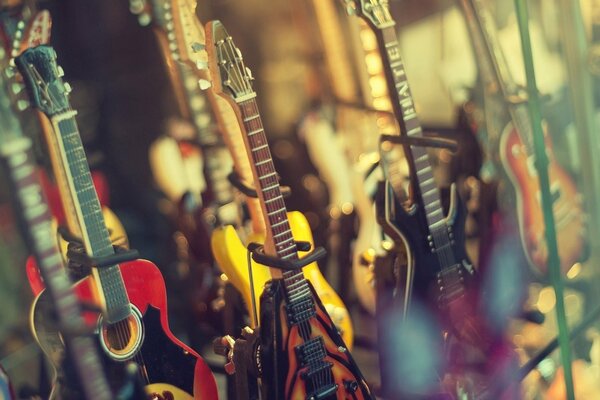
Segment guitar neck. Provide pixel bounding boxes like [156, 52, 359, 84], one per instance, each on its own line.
[376, 24, 446, 231]
[237, 99, 312, 297]
[51, 112, 130, 323]
[0, 134, 112, 400]
[209, 91, 265, 232]
[176, 61, 237, 212]
[460, 0, 535, 151]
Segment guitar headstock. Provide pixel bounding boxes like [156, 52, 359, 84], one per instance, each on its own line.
[343, 0, 395, 29]
[14, 45, 72, 117]
[130, 0, 209, 73]
[205, 20, 255, 104]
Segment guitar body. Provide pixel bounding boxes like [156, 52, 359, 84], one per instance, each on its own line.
[211, 211, 354, 348]
[31, 259, 218, 400]
[260, 280, 371, 400]
[379, 182, 479, 335]
[499, 124, 585, 275]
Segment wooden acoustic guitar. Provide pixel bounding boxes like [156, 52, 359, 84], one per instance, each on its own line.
[0, 36, 113, 400]
[206, 20, 372, 399]
[16, 45, 217, 400]
[459, 0, 586, 275]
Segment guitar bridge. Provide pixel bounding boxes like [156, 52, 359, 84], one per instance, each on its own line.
[437, 264, 466, 306]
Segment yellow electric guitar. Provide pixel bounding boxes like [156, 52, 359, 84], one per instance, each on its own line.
[202, 27, 354, 348]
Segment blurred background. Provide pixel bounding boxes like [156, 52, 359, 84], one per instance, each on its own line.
[2, 0, 600, 398]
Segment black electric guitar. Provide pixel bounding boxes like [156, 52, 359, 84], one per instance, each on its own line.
[0, 52, 113, 400]
[344, 0, 487, 345]
[16, 45, 218, 400]
[205, 20, 373, 400]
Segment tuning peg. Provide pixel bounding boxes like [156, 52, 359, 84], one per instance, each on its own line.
[196, 60, 208, 70]
[11, 82, 24, 95]
[245, 67, 254, 81]
[198, 79, 211, 90]
[344, 0, 356, 15]
[57, 66, 65, 77]
[4, 66, 15, 78]
[64, 82, 72, 93]
[17, 99, 29, 111]
[191, 42, 205, 53]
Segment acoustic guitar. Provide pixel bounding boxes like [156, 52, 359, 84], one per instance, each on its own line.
[0, 36, 114, 400]
[17, 45, 217, 400]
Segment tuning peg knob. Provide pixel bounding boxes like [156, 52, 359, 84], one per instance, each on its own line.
[198, 79, 211, 90]
[345, 2, 356, 16]
[64, 82, 72, 93]
[196, 60, 208, 70]
[191, 42, 205, 53]
[17, 99, 29, 111]
[245, 67, 254, 81]
[57, 66, 65, 77]
[11, 82, 24, 95]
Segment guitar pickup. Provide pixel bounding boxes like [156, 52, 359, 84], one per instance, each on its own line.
[295, 337, 327, 367]
[285, 297, 316, 325]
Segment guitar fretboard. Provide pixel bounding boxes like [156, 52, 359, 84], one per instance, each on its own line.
[379, 26, 447, 233]
[238, 99, 313, 302]
[54, 113, 130, 323]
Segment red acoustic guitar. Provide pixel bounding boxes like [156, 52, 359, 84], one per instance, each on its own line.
[16, 45, 217, 399]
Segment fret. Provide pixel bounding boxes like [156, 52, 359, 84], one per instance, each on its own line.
[259, 172, 278, 180]
[273, 229, 292, 238]
[278, 236, 295, 245]
[247, 128, 263, 136]
[267, 207, 286, 217]
[417, 167, 432, 177]
[271, 220, 288, 229]
[244, 114, 260, 122]
[252, 144, 269, 152]
[423, 188, 437, 197]
[406, 127, 421, 136]
[263, 183, 279, 192]
[265, 196, 282, 204]
[256, 159, 271, 166]
[427, 208, 443, 217]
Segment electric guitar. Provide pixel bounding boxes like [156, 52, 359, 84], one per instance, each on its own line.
[17, 45, 217, 400]
[206, 20, 372, 399]
[344, 0, 489, 347]
[458, 0, 586, 275]
[0, 40, 114, 400]
[208, 79, 354, 345]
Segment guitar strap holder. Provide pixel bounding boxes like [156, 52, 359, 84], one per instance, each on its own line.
[227, 171, 292, 199]
[380, 134, 458, 153]
[66, 241, 140, 270]
[247, 241, 326, 271]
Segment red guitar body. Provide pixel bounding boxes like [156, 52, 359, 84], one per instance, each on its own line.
[31, 259, 218, 400]
[500, 124, 585, 275]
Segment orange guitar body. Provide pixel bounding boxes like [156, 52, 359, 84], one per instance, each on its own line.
[259, 280, 372, 400]
[500, 124, 585, 275]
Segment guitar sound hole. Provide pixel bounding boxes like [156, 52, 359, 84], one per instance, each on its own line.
[99, 305, 144, 361]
